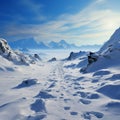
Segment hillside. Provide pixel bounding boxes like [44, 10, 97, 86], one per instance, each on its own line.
[0, 38, 41, 66]
[78, 27, 120, 72]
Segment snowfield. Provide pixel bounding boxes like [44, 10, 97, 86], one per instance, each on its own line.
[1, 28, 120, 120]
[0, 53, 120, 120]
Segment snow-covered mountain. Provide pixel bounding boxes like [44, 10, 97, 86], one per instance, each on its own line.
[8, 38, 49, 49]
[99, 27, 120, 53]
[8, 39, 80, 50]
[8, 38, 101, 50]
[80, 27, 120, 72]
[0, 38, 41, 65]
[48, 40, 79, 49]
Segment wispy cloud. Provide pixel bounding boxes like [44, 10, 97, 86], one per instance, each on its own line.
[3, 0, 120, 45]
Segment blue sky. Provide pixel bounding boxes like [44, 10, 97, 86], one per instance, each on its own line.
[0, 0, 120, 45]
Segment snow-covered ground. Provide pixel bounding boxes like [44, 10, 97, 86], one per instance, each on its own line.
[0, 49, 120, 120]
[28, 49, 82, 61]
[1, 28, 120, 120]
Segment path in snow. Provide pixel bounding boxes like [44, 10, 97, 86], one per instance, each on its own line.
[26, 61, 104, 120]
[0, 60, 120, 120]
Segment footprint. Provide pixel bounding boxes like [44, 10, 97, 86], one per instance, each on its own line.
[30, 99, 46, 113]
[82, 112, 91, 120]
[64, 106, 71, 110]
[73, 91, 85, 97]
[64, 98, 71, 103]
[70, 111, 78, 115]
[82, 111, 104, 119]
[79, 91, 88, 98]
[73, 93, 78, 96]
[87, 93, 100, 99]
[73, 82, 80, 86]
[90, 111, 104, 118]
[79, 99, 91, 105]
[92, 79, 99, 83]
[35, 91, 55, 99]
[79, 91, 100, 99]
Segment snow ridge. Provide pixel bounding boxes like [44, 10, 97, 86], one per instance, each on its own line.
[79, 27, 120, 72]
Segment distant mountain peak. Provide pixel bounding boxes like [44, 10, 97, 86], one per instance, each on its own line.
[48, 40, 78, 49]
[59, 40, 67, 44]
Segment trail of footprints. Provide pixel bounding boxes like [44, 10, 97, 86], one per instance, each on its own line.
[28, 77, 104, 120]
[0, 75, 104, 120]
[2, 66, 104, 120]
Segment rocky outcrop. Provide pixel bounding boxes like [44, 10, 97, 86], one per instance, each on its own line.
[0, 38, 41, 65]
[67, 51, 86, 60]
[87, 52, 98, 65]
[0, 39, 12, 54]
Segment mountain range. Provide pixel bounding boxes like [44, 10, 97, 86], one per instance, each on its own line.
[8, 38, 48, 49]
[8, 39, 101, 50]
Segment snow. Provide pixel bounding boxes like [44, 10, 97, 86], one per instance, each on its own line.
[0, 50, 120, 120]
[79, 27, 120, 73]
[1, 28, 120, 120]
[99, 27, 120, 53]
[97, 84, 120, 100]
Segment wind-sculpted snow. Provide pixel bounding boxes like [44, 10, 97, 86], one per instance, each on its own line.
[93, 70, 111, 76]
[97, 84, 120, 100]
[105, 101, 120, 113]
[106, 74, 120, 81]
[13, 79, 38, 89]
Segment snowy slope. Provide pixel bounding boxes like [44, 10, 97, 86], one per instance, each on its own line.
[0, 38, 41, 65]
[1, 52, 120, 120]
[99, 27, 120, 53]
[80, 27, 120, 72]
